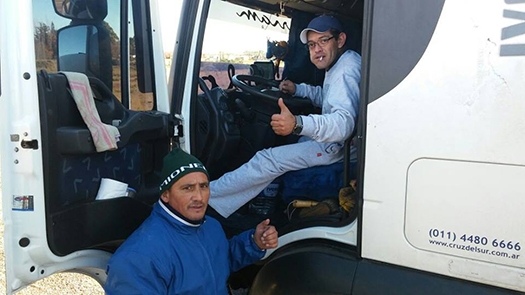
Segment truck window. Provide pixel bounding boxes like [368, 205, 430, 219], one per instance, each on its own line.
[199, 1, 289, 89]
[33, 0, 154, 111]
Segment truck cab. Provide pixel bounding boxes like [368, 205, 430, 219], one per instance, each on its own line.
[1, 0, 524, 294]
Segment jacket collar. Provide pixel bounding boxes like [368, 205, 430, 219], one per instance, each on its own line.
[158, 200, 205, 227]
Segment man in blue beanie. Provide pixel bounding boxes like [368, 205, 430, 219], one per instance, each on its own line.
[104, 148, 278, 294]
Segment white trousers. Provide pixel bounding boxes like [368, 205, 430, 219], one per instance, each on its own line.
[209, 137, 344, 217]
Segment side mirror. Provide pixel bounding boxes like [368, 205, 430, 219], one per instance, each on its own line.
[53, 0, 108, 21]
[57, 25, 113, 91]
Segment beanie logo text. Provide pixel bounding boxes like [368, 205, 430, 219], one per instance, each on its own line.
[159, 163, 207, 191]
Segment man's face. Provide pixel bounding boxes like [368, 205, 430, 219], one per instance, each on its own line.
[160, 172, 209, 221]
[307, 30, 346, 70]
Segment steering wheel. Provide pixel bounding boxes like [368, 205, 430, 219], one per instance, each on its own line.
[232, 74, 313, 109]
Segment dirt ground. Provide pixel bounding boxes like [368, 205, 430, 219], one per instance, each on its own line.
[0, 165, 105, 294]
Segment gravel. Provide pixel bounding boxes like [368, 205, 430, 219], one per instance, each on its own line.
[0, 163, 105, 294]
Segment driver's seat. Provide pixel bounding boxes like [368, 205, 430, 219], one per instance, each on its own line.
[280, 129, 357, 205]
[281, 161, 345, 204]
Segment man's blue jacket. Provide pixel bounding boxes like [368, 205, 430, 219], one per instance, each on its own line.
[104, 200, 265, 294]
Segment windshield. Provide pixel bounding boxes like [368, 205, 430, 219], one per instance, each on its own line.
[198, 1, 290, 89]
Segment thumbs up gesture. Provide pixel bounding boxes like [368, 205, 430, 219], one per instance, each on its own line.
[253, 219, 278, 250]
[271, 98, 295, 136]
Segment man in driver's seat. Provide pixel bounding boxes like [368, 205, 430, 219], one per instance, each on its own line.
[209, 15, 361, 218]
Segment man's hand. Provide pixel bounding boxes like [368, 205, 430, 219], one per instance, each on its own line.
[279, 80, 296, 95]
[271, 98, 295, 136]
[254, 219, 278, 250]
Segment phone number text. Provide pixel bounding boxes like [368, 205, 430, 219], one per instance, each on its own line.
[428, 228, 521, 251]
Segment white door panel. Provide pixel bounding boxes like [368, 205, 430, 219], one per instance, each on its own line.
[362, 0, 525, 291]
[1, 0, 49, 292]
[406, 159, 525, 268]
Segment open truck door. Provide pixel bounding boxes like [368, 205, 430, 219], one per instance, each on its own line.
[0, 0, 173, 293]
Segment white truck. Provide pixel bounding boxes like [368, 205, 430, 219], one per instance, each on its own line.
[1, 0, 524, 294]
